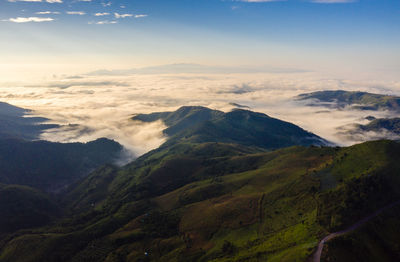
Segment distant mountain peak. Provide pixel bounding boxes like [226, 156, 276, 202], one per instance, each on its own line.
[133, 106, 328, 150]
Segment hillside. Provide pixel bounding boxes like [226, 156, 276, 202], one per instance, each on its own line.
[296, 90, 400, 111]
[0, 138, 123, 192]
[133, 106, 327, 149]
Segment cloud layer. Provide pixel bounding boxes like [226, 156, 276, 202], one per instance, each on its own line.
[1, 67, 399, 163]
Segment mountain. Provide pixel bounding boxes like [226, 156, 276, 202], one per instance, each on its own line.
[0, 101, 58, 140]
[296, 90, 400, 111]
[133, 106, 327, 149]
[0, 138, 123, 192]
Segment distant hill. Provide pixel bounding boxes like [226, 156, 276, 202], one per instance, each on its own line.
[358, 117, 400, 134]
[338, 118, 400, 142]
[296, 90, 400, 111]
[0, 101, 58, 140]
[133, 106, 327, 149]
[0, 138, 123, 192]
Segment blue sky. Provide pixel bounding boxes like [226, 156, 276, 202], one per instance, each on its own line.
[0, 0, 399, 79]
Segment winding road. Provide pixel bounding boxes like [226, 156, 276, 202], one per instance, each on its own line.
[312, 200, 400, 262]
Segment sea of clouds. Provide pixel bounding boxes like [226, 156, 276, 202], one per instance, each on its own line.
[1, 67, 400, 163]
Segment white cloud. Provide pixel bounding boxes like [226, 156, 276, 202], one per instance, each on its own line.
[36, 11, 60, 14]
[66, 11, 86, 15]
[3, 16, 54, 22]
[8, 0, 63, 3]
[134, 14, 148, 18]
[94, 20, 117, 24]
[114, 13, 133, 19]
[94, 12, 110, 16]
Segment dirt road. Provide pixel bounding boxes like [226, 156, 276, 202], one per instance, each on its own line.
[312, 200, 400, 262]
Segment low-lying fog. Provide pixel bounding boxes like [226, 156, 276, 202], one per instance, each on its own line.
[1, 68, 400, 162]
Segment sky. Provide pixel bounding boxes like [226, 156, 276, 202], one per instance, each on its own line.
[0, 0, 399, 80]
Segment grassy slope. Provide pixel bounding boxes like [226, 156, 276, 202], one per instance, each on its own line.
[2, 140, 400, 262]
